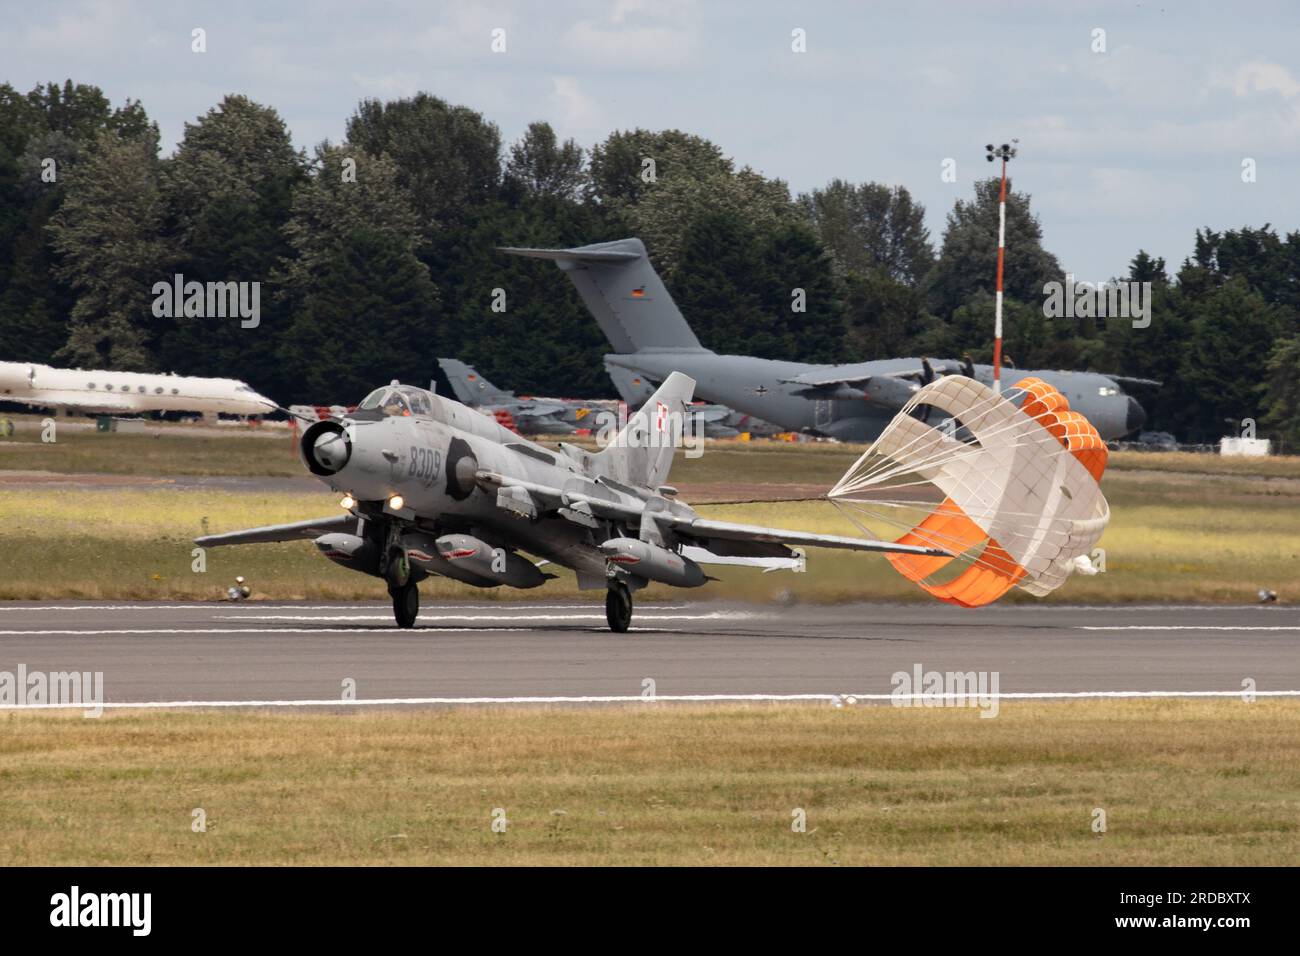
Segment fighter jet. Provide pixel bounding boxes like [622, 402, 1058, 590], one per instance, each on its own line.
[0, 361, 275, 418]
[603, 362, 779, 439]
[437, 357, 611, 435]
[500, 238, 1150, 442]
[194, 374, 945, 631]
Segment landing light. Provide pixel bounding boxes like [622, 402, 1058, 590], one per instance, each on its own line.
[389, 494, 405, 511]
[340, 494, 355, 510]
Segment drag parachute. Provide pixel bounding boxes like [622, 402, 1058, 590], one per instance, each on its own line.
[828, 375, 1110, 607]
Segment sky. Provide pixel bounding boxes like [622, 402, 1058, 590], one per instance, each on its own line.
[3, 0, 1297, 281]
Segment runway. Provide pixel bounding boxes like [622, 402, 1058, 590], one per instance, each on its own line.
[1, 600, 1297, 708]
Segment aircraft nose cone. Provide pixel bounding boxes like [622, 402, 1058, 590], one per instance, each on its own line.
[313, 430, 350, 472]
[1125, 396, 1146, 434]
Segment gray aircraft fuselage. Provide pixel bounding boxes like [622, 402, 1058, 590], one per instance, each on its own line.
[502, 238, 1147, 444]
[604, 352, 1143, 442]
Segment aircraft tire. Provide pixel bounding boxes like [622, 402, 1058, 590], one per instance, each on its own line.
[605, 581, 632, 633]
[391, 581, 419, 629]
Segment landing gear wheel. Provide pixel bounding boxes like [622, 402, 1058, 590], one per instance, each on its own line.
[385, 547, 411, 590]
[391, 581, 419, 629]
[605, 581, 632, 633]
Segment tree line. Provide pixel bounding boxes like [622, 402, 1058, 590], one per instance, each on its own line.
[1, 79, 1297, 443]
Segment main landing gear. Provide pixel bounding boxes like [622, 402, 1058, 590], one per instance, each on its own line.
[605, 580, 633, 633]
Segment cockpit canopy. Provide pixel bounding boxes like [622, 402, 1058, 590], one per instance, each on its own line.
[358, 384, 434, 418]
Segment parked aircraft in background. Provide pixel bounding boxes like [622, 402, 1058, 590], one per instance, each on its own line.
[0, 361, 275, 418]
[437, 357, 608, 435]
[501, 238, 1150, 443]
[603, 362, 779, 439]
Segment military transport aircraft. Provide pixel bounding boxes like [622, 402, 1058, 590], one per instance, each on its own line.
[501, 238, 1150, 443]
[194, 374, 945, 631]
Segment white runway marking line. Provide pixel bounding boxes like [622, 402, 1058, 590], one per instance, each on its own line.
[6, 689, 1300, 711]
[0, 626, 713, 636]
[212, 612, 755, 623]
[0, 604, 688, 612]
[2, 603, 1293, 613]
[1080, 626, 1300, 631]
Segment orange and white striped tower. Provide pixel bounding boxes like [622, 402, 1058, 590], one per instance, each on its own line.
[985, 141, 1017, 394]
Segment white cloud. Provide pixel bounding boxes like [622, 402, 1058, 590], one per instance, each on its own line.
[560, 1, 700, 71]
[549, 76, 605, 137]
[1215, 59, 1300, 99]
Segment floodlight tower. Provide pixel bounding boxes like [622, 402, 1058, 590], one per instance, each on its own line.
[985, 140, 1018, 393]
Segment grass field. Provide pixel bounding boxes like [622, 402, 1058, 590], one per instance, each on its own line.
[0, 461, 1295, 602]
[7, 416, 1300, 481]
[1, 700, 1294, 866]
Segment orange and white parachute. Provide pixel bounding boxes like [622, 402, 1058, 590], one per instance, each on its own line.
[828, 375, 1109, 607]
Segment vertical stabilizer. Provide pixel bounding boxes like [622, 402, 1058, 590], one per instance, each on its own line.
[499, 239, 709, 354]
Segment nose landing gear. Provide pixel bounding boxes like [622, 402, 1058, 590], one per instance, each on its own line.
[384, 543, 418, 628]
[605, 580, 632, 633]
[390, 580, 419, 628]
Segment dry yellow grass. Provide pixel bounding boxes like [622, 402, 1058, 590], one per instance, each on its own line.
[0, 700, 1295, 866]
[0, 459, 1296, 602]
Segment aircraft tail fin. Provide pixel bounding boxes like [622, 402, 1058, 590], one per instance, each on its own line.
[499, 238, 709, 355]
[437, 358, 512, 406]
[603, 360, 658, 409]
[592, 371, 695, 490]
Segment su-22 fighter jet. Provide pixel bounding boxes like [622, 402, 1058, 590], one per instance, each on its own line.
[194, 374, 946, 630]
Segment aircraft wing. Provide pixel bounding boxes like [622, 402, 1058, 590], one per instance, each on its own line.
[499, 245, 642, 264]
[667, 517, 948, 557]
[778, 370, 874, 389]
[514, 402, 571, 418]
[195, 515, 357, 547]
[1109, 375, 1163, 387]
[479, 471, 947, 558]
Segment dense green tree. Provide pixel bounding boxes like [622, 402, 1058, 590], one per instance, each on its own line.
[435, 195, 619, 397]
[1178, 277, 1291, 441]
[276, 144, 438, 403]
[1261, 335, 1300, 450]
[626, 143, 794, 280]
[924, 178, 1063, 321]
[841, 271, 939, 362]
[152, 95, 305, 390]
[587, 128, 729, 210]
[0, 81, 157, 366]
[46, 129, 170, 369]
[756, 221, 843, 363]
[504, 121, 587, 203]
[345, 93, 502, 231]
[797, 179, 934, 287]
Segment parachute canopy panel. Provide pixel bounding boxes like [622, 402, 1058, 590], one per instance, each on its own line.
[827, 375, 1110, 607]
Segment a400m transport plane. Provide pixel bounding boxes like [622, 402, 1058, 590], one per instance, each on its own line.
[501, 238, 1150, 442]
[194, 374, 945, 630]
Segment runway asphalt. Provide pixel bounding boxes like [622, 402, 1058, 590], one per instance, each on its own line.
[0, 600, 1297, 708]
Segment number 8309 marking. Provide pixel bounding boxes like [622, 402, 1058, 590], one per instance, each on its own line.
[409, 446, 442, 483]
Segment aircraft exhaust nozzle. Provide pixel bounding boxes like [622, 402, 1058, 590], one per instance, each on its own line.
[301, 420, 351, 476]
[600, 537, 707, 588]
